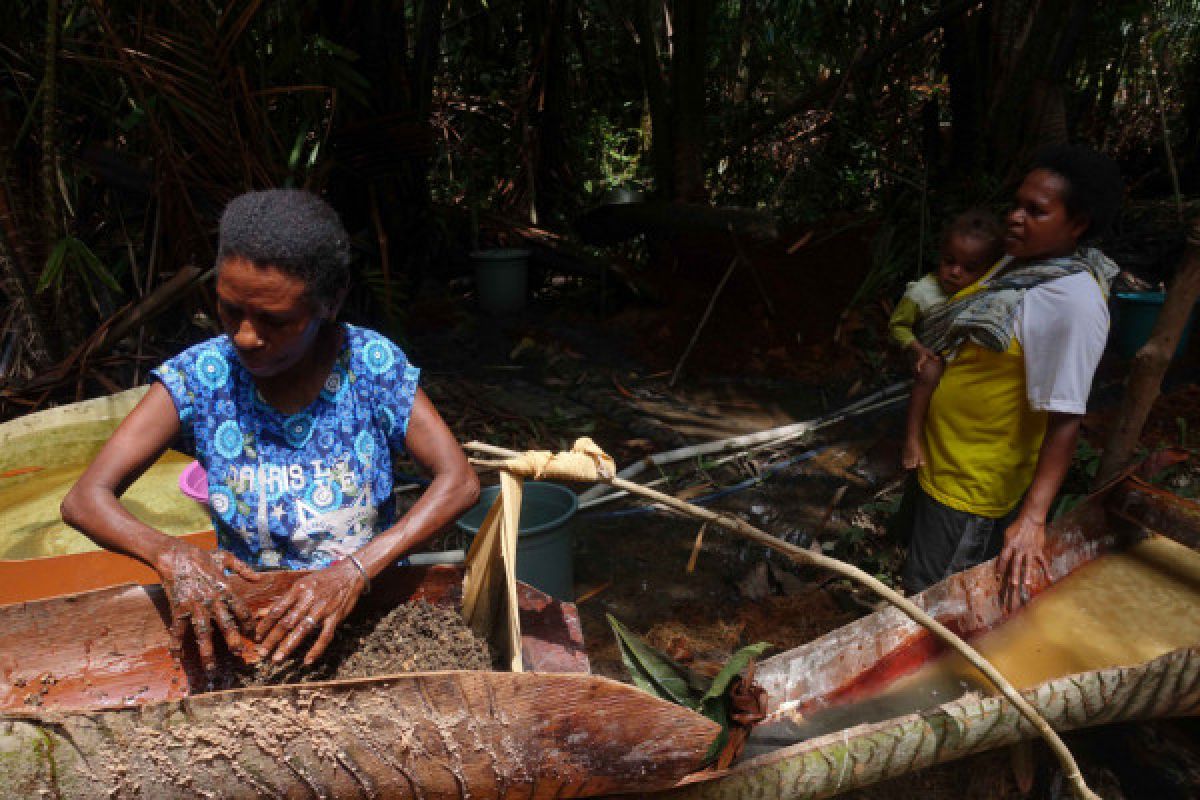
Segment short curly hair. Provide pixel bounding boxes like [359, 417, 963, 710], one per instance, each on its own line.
[1029, 145, 1123, 241]
[216, 189, 352, 307]
[943, 208, 1005, 267]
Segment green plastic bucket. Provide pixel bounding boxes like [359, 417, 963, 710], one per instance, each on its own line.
[471, 248, 529, 314]
[456, 481, 577, 600]
[1112, 292, 1197, 360]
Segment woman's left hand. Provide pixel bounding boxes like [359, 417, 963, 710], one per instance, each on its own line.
[996, 516, 1051, 611]
[253, 558, 367, 665]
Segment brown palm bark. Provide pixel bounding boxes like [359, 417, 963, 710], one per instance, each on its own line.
[1097, 218, 1200, 485]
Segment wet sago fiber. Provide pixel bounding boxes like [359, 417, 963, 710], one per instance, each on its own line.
[224, 599, 494, 688]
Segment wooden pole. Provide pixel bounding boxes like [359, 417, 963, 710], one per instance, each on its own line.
[466, 441, 1101, 800]
[1097, 218, 1200, 485]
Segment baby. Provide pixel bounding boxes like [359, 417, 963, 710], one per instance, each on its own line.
[889, 209, 1005, 469]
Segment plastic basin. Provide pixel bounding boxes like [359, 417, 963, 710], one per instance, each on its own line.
[457, 481, 577, 600]
[179, 460, 208, 504]
[1112, 292, 1197, 360]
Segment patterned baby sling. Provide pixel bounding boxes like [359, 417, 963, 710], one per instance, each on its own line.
[918, 248, 1119, 356]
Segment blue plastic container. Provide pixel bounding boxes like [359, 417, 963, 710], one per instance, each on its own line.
[1111, 292, 1197, 360]
[456, 481, 578, 600]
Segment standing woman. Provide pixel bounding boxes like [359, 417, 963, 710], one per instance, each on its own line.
[62, 190, 479, 672]
[902, 145, 1122, 600]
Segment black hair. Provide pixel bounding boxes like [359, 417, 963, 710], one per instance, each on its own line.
[216, 189, 352, 307]
[942, 208, 1005, 269]
[1028, 144, 1123, 241]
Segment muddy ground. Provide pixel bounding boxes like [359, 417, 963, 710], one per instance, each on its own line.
[394, 267, 1200, 798]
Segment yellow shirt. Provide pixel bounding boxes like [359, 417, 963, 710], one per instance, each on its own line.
[915, 263, 1108, 517]
[917, 337, 1046, 517]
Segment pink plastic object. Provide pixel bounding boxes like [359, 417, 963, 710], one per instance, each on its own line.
[179, 460, 209, 504]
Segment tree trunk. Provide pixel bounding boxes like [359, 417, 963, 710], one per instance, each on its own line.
[522, 0, 571, 225]
[943, 4, 980, 175]
[629, 0, 674, 197]
[1097, 218, 1200, 485]
[668, 0, 713, 202]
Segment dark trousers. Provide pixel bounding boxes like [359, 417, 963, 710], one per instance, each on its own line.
[901, 486, 1018, 594]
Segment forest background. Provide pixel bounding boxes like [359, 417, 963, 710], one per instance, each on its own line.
[2, 0, 1199, 418]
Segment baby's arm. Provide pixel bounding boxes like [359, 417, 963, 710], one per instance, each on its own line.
[888, 296, 922, 350]
[902, 348, 944, 470]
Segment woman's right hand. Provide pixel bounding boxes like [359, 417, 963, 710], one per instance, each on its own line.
[155, 540, 261, 673]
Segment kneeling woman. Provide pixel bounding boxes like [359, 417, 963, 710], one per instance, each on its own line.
[62, 190, 479, 672]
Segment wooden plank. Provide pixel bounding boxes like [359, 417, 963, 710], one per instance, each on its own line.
[1109, 475, 1200, 551]
[0, 672, 721, 799]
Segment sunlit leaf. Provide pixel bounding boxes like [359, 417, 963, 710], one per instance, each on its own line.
[700, 642, 772, 704]
[607, 614, 704, 707]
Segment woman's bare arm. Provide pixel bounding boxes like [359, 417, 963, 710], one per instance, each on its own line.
[61, 382, 259, 671]
[61, 383, 183, 565]
[996, 411, 1081, 607]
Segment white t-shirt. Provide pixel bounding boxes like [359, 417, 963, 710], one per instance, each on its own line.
[1013, 272, 1109, 414]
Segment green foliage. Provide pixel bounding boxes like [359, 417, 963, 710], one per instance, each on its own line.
[5, 0, 1200, 384]
[607, 613, 771, 762]
[38, 237, 121, 296]
[1052, 439, 1104, 521]
[579, 111, 648, 195]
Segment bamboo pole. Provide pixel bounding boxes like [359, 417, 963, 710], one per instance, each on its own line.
[466, 441, 1100, 800]
[576, 381, 909, 505]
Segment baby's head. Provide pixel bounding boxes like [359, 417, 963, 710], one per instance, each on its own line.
[938, 209, 1004, 296]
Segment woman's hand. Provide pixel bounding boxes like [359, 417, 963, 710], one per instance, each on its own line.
[995, 413, 1081, 611]
[253, 559, 367, 665]
[156, 541, 261, 672]
[996, 516, 1051, 611]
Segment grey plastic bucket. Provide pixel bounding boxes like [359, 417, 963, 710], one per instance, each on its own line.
[456, 481, 577, 600]
[471, 248, 529, 314]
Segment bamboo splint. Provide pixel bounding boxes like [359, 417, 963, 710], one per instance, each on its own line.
[461, 473, 524, 672]
[465, 438, 1101, 800]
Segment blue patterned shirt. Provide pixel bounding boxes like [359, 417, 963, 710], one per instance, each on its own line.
[152, 325, 420, 569]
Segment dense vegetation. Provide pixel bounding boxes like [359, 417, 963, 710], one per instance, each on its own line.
[2, 1, 1199, 415]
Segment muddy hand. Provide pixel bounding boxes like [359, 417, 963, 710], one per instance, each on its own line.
[157, 542, 261, 672]
[996, 516, 1050, 612]
[255, 558, 366, 666]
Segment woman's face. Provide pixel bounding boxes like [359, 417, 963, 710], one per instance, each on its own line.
[1005, 169, 1089, 261]
[216, 256, 328, 379]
